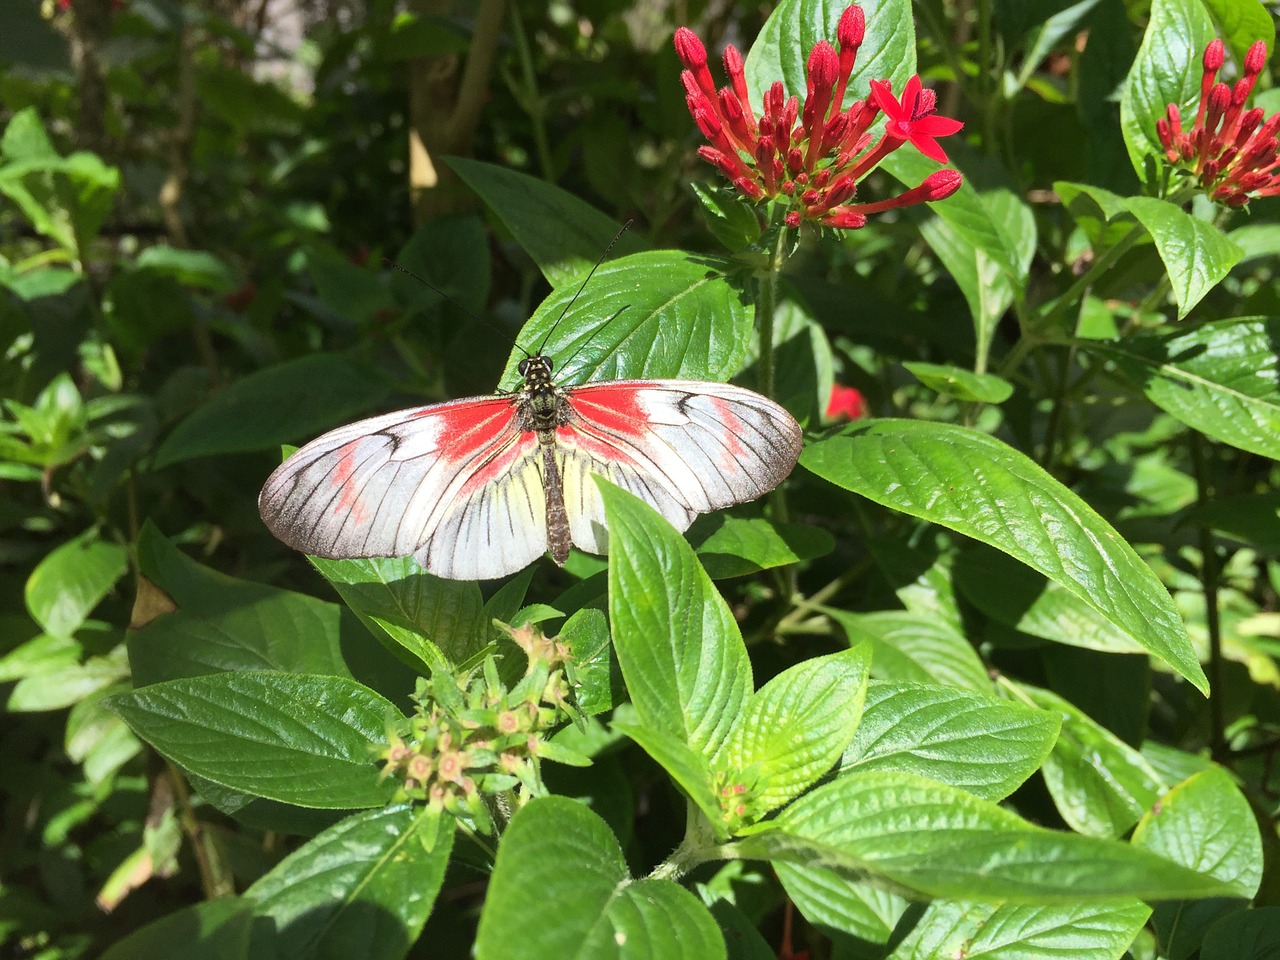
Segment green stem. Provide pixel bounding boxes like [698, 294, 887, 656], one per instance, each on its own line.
[508, 4, 554, 183]
[1189, 431, 1227, 760]
[1037, 221, 1148, 333]
[1039, 343, 1076, 470]
[755, 225, 790, 401]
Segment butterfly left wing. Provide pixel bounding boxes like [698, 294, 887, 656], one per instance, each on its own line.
[258, 395, 549, 580]
[553, 380, 803, 554]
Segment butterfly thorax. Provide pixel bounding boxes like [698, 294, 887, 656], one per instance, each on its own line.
[516, 355, 570, 436]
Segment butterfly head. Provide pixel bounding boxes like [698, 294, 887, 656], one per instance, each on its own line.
[518, 355, 555, 389]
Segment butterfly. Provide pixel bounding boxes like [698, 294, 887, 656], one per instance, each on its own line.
[258, 351, 803, 581]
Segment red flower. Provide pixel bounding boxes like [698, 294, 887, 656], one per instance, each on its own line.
[674, 5, 964, 230]
[1157, 39, 1280, 206]
[870, 76, 964, 164]
[826, 383, 866, 420]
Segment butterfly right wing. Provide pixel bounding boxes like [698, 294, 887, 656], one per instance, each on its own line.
[258, 395, 547, 581]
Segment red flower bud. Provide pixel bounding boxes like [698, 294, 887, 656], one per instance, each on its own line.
[673, 27, 707, 69]
[1203, 39, 1225, 73]
[821, 208, 867, 229]
[785, 210, 803, 227]
[1244, 40, 1267, 75]
[837, 6, 865, 49]
[920, 168, 963, 200]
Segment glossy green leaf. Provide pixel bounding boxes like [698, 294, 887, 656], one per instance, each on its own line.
[1024, 685, 1166, 838]
[826, 608, 991, 693]
[1099, 317, 1280, 462]
[98, 898, 253, 960]
[25, 528, 127, 639]
[309, 556, 487, 674]
[8, 644, 129, 712]
[1131, 766, 1263, 900]
[695, 517, 834, 579]
[1119, 0, 1215, 185]
[841, 681, 1059, 801]
[561, 606, 615, 716]
[953, 546, 1147, 654]
[602, 482, 752, 760]
[690, 183, 763, 254]
[447, 157, 647, 287]
[247, 805, 454, 960]
[885, 898, 1151, 960]
[744, 770, 1236, 902]
[613, 720, 723, 832]
[108, 672, 398, 808]
[801, 420, 1206, 692]
[775, 864, 908, 944]
[476, 796, 725, 960]
[745, 0, 915, 109]
[1125, 198, 1241, 319]
[153, 353, 388, 467]
[725, 647, 871, 813]
[902, 362, 1014, 404]
[498, 251, 752, 389]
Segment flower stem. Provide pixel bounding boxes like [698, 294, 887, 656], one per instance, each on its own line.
[1189, 430, 1227, 760]
[1037, 221, 1147, 333]
[755, 224, 790, 401]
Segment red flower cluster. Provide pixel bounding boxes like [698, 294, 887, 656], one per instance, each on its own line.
[674, 6, 963, 229]
[1157, 39, 1280, 206]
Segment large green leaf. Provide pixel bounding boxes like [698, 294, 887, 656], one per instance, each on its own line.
[153, 354, 389, 467]
[247, 806, 454, 960]
[1131, 766, 1263, 900]
[1201, 0, 1275, 74]
[601, 482, 752, 760]
[98, 899, 253, 960]
[108, 672, 398, 809]
[475, 796, 725, 960]
[801, 420, 1206, 692]
[447, 157, 648, 287]
[25, 528, 127, 639]
[745, 0, 915, 109]
[497, 251, 752, 389]
[741, 770, 1237, 902]
[1097, 317, 1280, 462]
[841, 681, 1060, 801]
[1119, 0, 1215, 185]
[695, 517, 834, 580]
[825, 608, 992, 694]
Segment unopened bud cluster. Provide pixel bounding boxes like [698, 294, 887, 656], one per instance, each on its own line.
[675, 4, 962, 230]
[713, 766, 765, 834]
[1157, 39, 1279, 206]
[378, 622, 580, 832]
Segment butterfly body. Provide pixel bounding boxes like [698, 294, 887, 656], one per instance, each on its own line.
[260, 355, 802, 580]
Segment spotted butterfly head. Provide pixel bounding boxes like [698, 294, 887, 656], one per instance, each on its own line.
[518, 355, 555, 386]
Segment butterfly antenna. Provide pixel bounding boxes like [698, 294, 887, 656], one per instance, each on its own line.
[384, 259, 532, 359]
[534, 220, 633, 357]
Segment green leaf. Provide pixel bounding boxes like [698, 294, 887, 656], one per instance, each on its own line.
[775, 863, 908, 943]
[135, 246, 237, 292]
[826, 608, 991, 693]
[953, 546, 1147, 654]
[498, 251, 752, 389]
[8, 643, 130, 712]
[801, 420, 1206, 692]
[108, 672, 398, 808]
[561, 606, 616, 716]
[725, 647, 871, 813]
[602, 482, 752, 760]
[902, 362, 1014, 404]
[98, 898, 253, 960]
[153, 353, 389, 467]
[613, 719, 723, 832]
[1124, 197, 1242, 319]
[885, 898, 1151, 960]
[744, 770, 1237, 902]
[1024, 685, 1166, 838]
[690, 183, 763, 254]
[447, 157, 648, 287]
[1184, 491, 1280, 551]
[1119, 0, 1215, 185]
[1098, 317, 1280, 462]
[745, 0, 915, 108]
[694, 517, 834, 579]
[25, 528, 127, 638]
[842, 681, 1060, 801]
[309, 556, 487, 675]
[247, 806, 454, 960]
[476, 796, 725, 960]
[128, 527, 361, 686]
[1201, 906, 1280, 960]
[1131, 766, 1263, 900]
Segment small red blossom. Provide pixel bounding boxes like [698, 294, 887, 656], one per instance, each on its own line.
[1157, 38, 1280, 206]
[826, 383, 866, 420]
[674, 5, 964, 230]
[223, 282, 257, 312]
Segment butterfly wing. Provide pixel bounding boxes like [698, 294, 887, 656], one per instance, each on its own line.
[258, 395, 548, 580]
[554, 380, 803, 553]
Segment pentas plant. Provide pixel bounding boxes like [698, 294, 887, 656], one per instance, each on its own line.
[674, 5, 963, 230]
[1157, 38, 1280, 205]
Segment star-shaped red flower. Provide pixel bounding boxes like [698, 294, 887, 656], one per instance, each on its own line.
[869, 76, 965, 164]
